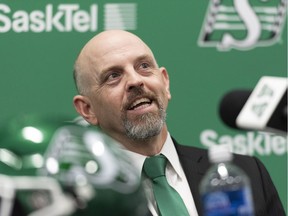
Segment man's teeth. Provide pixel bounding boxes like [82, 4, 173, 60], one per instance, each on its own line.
[129, 98, 151, 110]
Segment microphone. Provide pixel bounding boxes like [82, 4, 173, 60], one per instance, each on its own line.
[219, 90, 252, 129]
[219, 76, 287, 134]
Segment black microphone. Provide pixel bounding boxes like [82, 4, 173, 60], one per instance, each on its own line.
[219, 90, 251, 130]
[219, 76, 287, 134]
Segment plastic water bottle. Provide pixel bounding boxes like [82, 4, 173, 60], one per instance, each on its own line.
[199, 144, 255, 216]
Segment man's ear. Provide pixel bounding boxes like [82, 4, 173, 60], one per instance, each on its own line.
[73, 95, 98, 125]
[160, 67, 171, 100]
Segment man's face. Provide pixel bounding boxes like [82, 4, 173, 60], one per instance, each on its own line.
[83, 34, 171, 142]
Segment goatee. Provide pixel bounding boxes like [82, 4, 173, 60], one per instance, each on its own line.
[122, 86, 167, 140]
[123, 106, 166, 140]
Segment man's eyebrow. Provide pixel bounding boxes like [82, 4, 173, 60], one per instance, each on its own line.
[135, 54, 154, 63]
[102, 65, 122, 74]
[100, 54, 155, 75]
[102, 54, 154, 72]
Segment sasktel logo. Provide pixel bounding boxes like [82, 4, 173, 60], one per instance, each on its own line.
[0, 3, 137, 33]
[198, 0, 287, 51]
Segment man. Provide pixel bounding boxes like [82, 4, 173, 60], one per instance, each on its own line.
[72, 30, 285, 216]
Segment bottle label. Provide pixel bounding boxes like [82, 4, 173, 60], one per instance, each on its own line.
[201, 186, 254, 216]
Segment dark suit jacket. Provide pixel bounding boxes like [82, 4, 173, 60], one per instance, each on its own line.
[172, 138, 286, 216]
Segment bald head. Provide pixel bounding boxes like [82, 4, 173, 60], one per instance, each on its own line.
[74, 30, 156, 95]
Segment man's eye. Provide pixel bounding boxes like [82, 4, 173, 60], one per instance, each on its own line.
[104, 72, 121, 84]
[140, 62, 150, 69]
[108, 72, 120, 79]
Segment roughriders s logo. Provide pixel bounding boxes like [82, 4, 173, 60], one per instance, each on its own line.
[198, 0, 287, 51]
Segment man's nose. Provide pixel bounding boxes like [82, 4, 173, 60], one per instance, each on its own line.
[125, 69, 144, 91]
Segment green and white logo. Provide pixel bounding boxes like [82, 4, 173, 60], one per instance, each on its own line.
[198, 0, 287, 51]
[104, 3, 137, 30]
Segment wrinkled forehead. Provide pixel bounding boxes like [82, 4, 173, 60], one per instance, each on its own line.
[79, 31, 154, 71]
[90, 31, 151, 54]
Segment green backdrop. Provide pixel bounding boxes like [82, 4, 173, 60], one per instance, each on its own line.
[0, 0, 287, 211]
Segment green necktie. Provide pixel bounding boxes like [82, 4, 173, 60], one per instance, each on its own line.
[143, 154, 190, 216]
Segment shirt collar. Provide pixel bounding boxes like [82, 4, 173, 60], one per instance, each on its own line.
[161, 134, 184, 181]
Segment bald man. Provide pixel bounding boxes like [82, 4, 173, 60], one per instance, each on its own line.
[73, 30, 285, 216]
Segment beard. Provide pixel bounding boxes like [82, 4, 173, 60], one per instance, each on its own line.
[123, 106, 166, 140]
[121, 87, 167, 141]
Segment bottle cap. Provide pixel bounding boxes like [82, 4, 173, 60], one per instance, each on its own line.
[208, 144, 233, 163]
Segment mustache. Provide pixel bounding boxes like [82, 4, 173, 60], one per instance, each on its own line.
[123, 86, 157, 110]
[127, 85, 145, 100]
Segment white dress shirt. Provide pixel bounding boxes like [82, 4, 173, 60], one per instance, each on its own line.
[124, 133, 199, 216]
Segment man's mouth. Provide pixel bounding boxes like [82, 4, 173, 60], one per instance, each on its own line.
[127, 98, 152, 110]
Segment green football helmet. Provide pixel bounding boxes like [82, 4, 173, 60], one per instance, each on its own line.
[0, 114, 148, 216]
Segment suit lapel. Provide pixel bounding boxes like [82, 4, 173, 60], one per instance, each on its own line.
[173, 138, 210, 216]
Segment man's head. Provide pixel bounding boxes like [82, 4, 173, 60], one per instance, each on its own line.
[73, 30, 171, 149]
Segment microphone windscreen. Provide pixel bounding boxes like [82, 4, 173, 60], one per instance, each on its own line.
[219, 90, 251, 129]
